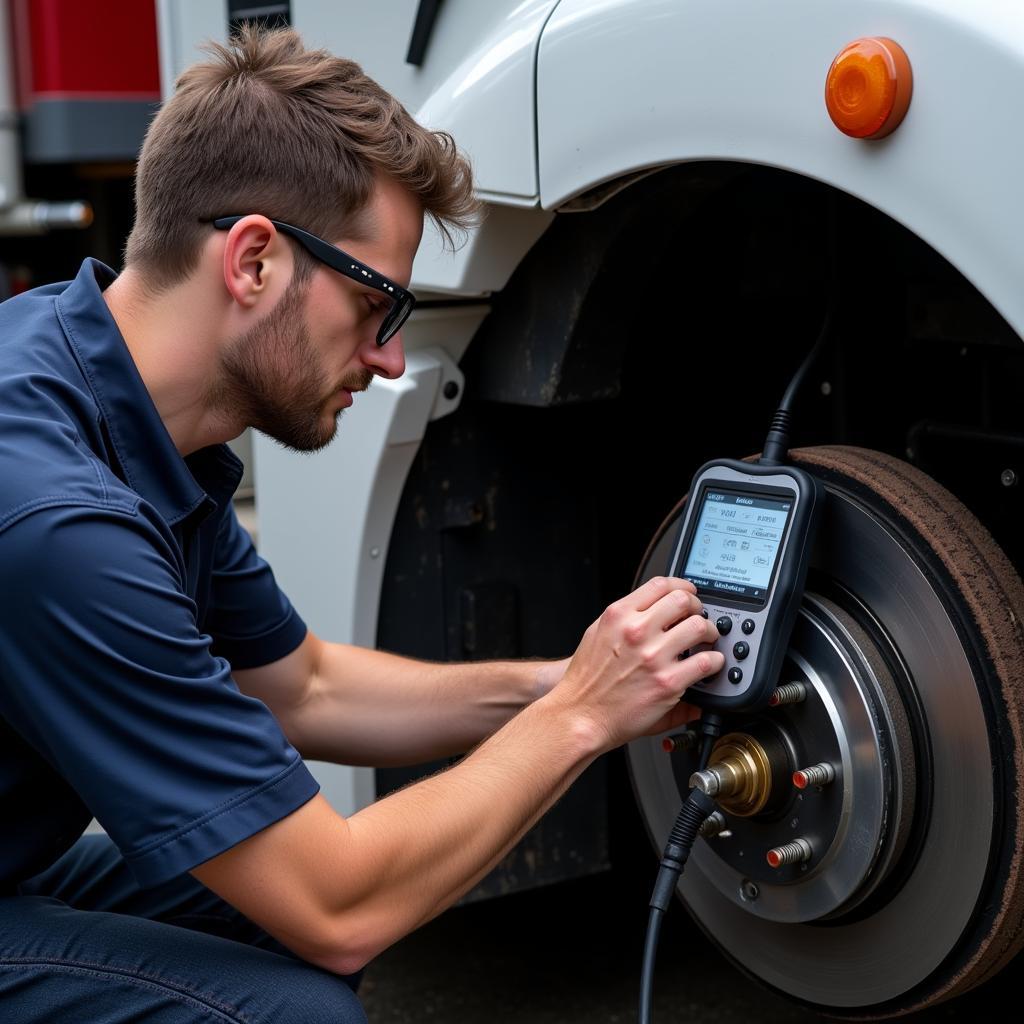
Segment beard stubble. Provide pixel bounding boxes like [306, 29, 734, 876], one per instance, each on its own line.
[213, 279, 373, 453]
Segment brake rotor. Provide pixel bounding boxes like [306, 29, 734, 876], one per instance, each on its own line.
[626, 445, 1024, 1015]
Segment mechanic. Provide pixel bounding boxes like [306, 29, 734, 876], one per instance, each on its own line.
[0, 26, 723, 1024]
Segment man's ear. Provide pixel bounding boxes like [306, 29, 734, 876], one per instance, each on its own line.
[220, 215, 291, 308]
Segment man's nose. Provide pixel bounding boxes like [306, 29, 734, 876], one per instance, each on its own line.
[368, 332, 406, 380]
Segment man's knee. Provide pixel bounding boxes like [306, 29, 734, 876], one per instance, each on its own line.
[265, 965, 367, 1024]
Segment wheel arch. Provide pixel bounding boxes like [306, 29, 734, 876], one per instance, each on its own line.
[535, 0, 1024, 343]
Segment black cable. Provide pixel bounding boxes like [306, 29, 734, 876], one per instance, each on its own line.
[760, 195, 839, 466]
[638, 712, 725, 1023]
[638, 906, 664, 1024]
[638, 785, 717, 1024]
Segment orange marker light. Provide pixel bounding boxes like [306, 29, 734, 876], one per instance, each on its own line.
[825, 37, 913, 139]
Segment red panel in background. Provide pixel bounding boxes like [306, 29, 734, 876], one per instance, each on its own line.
[13, 0, 160, 102]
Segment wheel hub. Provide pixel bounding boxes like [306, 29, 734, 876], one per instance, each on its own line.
[691, 732, 775, 818]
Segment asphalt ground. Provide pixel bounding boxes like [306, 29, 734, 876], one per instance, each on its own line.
[358, 864, 1020, 1024]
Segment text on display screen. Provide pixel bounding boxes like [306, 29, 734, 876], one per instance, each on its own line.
[682, 489, 792, 601]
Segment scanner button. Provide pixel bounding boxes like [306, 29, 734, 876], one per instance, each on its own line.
[733, 641, 750, 660]
[715, 616, 733, 636]
[727, 667, 743, 685]
[742, 619, 756, 635]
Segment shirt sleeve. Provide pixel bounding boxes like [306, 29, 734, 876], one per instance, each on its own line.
[0, 501, 319, 888]
[204, 503, 308, 670]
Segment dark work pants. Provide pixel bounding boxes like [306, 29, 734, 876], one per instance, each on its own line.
[0, 835, 366, 1023]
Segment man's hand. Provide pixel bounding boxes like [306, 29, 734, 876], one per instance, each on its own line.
[549, 576, 722, 752]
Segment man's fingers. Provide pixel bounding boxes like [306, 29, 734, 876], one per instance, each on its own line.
[626, 575, 696, 614]
[636, 624, 724, 701]
[659, 615, 724, 687]
[662, 612, 719, 652]
[677, 647, 725, 689]
[645, 588, 705, 634]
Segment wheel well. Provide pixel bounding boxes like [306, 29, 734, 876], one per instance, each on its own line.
[436, 160, 1024, 608]
[376, 161, 1024, 890]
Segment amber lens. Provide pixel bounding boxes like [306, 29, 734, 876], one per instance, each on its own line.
[825, 37, 912, 139]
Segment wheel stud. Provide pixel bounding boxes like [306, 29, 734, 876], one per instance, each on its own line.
[662, 729, 698, 754]
[769, 682, 807, 706]
[766, 838, 812, 868]
[793, 763, 836, 789]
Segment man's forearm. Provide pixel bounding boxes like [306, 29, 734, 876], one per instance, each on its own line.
[281, 640, 567, 766]
[338, 689, 600, 960]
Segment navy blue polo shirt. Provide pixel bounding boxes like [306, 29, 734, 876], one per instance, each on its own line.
[0, 259, 319, 890]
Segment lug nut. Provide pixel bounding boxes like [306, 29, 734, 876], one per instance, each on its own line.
[699, 811, 728, 838]
[793, 762, 836, 789]
[766, 837, 812, 868]
[662, 729, 698, 754]
[769, 682, 807, 706]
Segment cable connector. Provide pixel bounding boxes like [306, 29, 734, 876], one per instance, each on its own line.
[696, 711, 726, 768]
[760, 408, 793, 467]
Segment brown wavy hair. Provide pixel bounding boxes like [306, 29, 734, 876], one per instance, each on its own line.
[125, 25, 478, 288]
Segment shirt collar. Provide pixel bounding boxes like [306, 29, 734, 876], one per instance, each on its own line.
[55, 258, 243, 526]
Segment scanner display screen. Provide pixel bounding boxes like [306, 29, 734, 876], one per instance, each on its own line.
[682, 488, 792, 603]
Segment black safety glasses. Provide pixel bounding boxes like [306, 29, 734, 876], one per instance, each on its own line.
[211, 216, 415, 346]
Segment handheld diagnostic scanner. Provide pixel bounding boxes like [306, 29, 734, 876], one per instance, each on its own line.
[668, 458, 825, 712]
